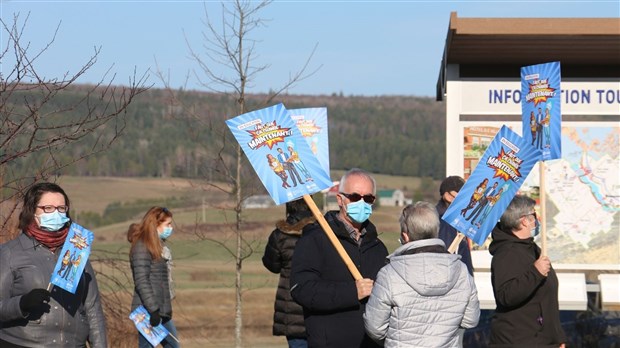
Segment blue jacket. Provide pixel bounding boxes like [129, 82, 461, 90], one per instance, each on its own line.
[290, 211, 388, 348]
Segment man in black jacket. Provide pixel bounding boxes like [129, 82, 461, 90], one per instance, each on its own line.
[436, 175, 474, 276]
[290, 168, 388, 348]
[489, 195, 566, 347]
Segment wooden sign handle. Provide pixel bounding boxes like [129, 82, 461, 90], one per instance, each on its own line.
[302, 195, 363, 280]
[448, 232, 465, 254]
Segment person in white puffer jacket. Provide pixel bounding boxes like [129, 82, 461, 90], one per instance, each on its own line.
[363, 201, 480, 348]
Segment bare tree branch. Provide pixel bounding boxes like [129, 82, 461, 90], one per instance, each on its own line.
[0, 13, 150, 240]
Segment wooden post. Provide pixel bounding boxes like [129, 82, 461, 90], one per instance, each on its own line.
[302, 194, 363, 280]
[540, 161, 547, 256]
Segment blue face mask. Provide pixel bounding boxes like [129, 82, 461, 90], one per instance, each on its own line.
[159, 226, 173, 240]
[531, 219, 541, 238]
[346, 200, 372, 224]
[38, 211, 70, 232]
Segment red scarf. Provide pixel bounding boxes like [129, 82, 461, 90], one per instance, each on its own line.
[26, 222, 69, 252]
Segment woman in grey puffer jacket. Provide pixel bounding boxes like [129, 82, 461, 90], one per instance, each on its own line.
[129, 207, 178, 348]
[0, 182, 107, 348]
[364, 202, 480, 348]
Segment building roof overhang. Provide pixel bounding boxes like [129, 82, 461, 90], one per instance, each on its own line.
[436, 12, 620, 101]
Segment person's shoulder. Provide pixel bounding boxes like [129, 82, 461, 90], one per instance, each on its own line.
[300, 221, 322, 237]
[0, 233, 25, 250]
[130, 239, 148, 254]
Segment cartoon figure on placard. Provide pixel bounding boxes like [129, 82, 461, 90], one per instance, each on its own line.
[267, 154, 290, 189]
[287, 143, 313, 182]
[57, 250, 71, 276]
[543, 103, 552, 148]
[473, 181, 511, 228]
[68, 254, 83, 282]
[529, 111, 537, 146]
[536, 106, 544, 149]
[460, 178, 488, 217]
[465, 181, 499, 222]
[61, 251, 76, 279]
[311, 137, 319, 155]
[277, 147, 305, 187]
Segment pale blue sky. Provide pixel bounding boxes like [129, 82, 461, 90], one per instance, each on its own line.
[1, 1, 618, 97]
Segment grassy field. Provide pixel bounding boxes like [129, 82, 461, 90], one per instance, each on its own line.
[51, 175, 419, 347]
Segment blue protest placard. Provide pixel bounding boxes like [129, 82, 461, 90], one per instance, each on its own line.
[521, 61, 562, 161]
[225, 103, 333, 205]
[288, 107, 330, 175]
[50, 223, 93, 294]
[129, 305, 170, 347]
[443, 126, 542, 246]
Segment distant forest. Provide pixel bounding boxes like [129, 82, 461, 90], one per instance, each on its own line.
[7, 86, 447, 182]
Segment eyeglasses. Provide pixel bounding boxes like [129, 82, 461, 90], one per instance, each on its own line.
[37, 205, 69, 213]
[339, 192, 376, 204]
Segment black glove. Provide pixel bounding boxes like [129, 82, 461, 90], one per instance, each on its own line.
[149, 310, 161, 327]
[19, 288, 51, 313]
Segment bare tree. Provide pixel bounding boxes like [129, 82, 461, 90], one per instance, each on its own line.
[155, 1, 319, 346]
[0, 13, 149, 240]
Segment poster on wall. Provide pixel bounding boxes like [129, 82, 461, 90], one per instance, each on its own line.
[520, 125, 620, 264]
[521, 61, 562, 161]
[463, 126, 501, 180]
[225, 103, 333, 205]
[444, 126, 542, 246]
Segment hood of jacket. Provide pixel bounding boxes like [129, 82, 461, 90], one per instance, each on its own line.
[276, 216, 316, 236]
[386, 238, 463, 297]
[488, 224, 537, 256]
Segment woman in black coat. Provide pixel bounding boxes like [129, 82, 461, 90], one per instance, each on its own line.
[262, 198, 315, 348]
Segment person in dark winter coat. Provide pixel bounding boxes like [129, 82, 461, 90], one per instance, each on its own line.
[290, 168, 388, 348]
[489, 195, 566, 347]
[436, 175, 474, 276]
[129, 207, 179, 348]
[262, 198, 316, 348]
[0, 182, 107, 348]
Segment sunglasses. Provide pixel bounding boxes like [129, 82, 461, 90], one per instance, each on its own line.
[522, 211, 537, 220]
[339, 192, 376, 204]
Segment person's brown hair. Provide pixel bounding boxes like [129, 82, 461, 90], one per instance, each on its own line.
[18, 182, 72, 230]
[130, 207, 172, 260]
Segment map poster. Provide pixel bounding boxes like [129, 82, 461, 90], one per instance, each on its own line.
[521, 126, 620, 265]
[129, 305, 170, 347]
[521, 61, 562, 161]
[288, 107, 330, 175]
[444, 126, 542, 246]
[50, 223, 93, 294]
[225, 103, 333, 205]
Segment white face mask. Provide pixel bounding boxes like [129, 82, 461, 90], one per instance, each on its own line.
[37, 211, 70, 232]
